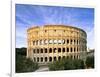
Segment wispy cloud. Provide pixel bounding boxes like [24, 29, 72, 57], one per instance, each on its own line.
[16, 4, 94, 48]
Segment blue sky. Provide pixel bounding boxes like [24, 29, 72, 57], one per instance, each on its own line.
[16, 4, 94, 49]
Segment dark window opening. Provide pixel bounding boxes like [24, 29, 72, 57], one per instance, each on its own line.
[71, 47, 73, 52]
[37, 57, 39, 62]
[54, 57, 56, 61]
[58, 56, 61, 61]
[54, 48, 57, 53]
[41, 57, 43, 62]
[33, 41, 35, 45]
[45, 30, 47, 32]
[74, 40, 75, 44]
[67, 39, 69, 44]
[62, 56, 65, 59]
[49, 57, 52, 62]
[77, 47, 78, 52]
[67, 48, 69, 52]
[45, 57, 47, 62]
[58, 48, 61, 53]
[71, 39, 72, 44]
[49, 48, 52, 53]
[37, 49, 39, 53]
[74, 48, 76, 52]
[41, 49, 43, 53]
[63, 48, 65, 52]
[45, 48, 47, 53]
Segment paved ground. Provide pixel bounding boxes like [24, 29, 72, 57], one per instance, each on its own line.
[35, 66, 49, 72]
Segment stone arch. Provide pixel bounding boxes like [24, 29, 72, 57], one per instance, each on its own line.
[67, 47, 69, 52]
[70, 47, 73, 52]
[49, 48, 52, 53]
[41, 57, 43, 62]
[37, 57, 39, 62]
[62, 48, 65, 52]
[54, 56, 56, 61]
[54, 48, 57, 53]
[62, 56, 65, 59]
[58, 56, 61, 61]
[49, 57, 52, 62]
[41, 48, 43, 53]
[58, 48, 61, 53]
[37, 48, 39, 53]
[45, 48, 47, 53]
[45, 57, 47, 62]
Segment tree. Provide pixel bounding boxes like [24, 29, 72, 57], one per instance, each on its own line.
[48, 58, 85, 71]
[16, 48, 27, 56]
[49, 60, 64, 71]
[16, 54, 38, 73]
[16, 48, 38, 73]
[86, 56, 94, 68]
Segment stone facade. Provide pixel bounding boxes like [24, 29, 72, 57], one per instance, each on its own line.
[27, 25, 87, 65]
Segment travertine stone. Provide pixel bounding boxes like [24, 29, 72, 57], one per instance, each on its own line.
[27, 25, 87, 65]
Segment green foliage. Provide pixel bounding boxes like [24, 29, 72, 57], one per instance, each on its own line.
[16, 48, 27, 56]
[48, 58, 85, 71]
[48, 60, 64, 70]
[16, 48, 38, 73]
[86, 56, 94, 68]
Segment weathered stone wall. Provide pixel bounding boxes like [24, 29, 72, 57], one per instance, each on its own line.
[27, 25, 87, 65]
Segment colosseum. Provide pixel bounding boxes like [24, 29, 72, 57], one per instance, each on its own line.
[27, 25, 87, 65]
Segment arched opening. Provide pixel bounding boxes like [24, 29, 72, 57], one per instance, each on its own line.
[77, 47, 78, 52]
[37, 49, 39, 53]
[45, 57, 47, 62]
[41, 48, 43, 53]
[49, 48, 52, 53]
[49, 57, 52, 62]
[62, 56, 65, 59]
[37, 57, 39, 62]
[74, 47, 76, 52]
[41, 57, 43, 62]
[33, 41, 35, 45]
[71, 39, 72, 44]
[53, 48, 57, 53]
[70, 47, 73, 52]
[54, 57, 56, 61]
[67, 47, 69, 52]
[58, 56, 61, 61]
[58, 48, 61, 53]
[74, 39, 75, 43]
[77, 40, 78, 44]
[62, 48, 65, 52]
[67, 39, 69, 44]
[45, 48, 47, 53]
